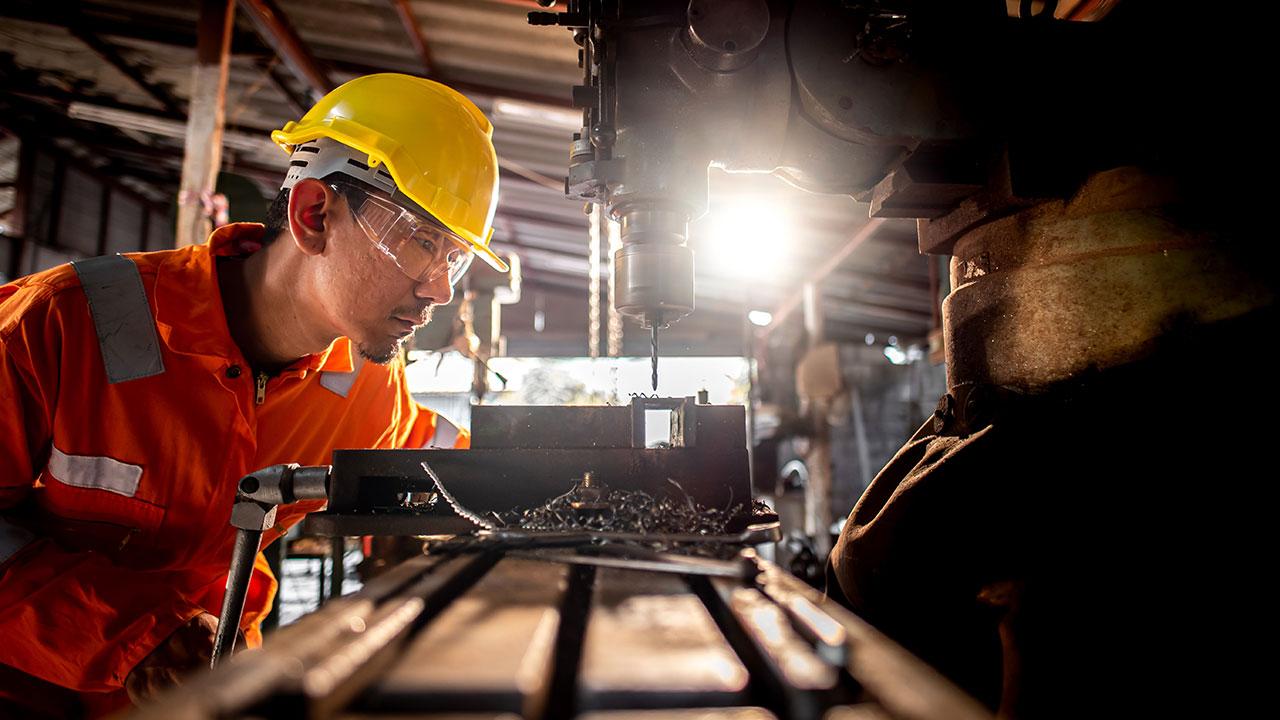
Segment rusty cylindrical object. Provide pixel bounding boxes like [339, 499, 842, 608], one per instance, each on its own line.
[942, 167, 1274, 391]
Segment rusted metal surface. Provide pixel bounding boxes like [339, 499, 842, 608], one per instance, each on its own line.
[942, 167, 1276, 389]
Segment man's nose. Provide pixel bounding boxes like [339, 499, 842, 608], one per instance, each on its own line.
[413, 272, 454, 306]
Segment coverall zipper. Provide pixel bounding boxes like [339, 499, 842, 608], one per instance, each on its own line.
[255, 371, 267, 405]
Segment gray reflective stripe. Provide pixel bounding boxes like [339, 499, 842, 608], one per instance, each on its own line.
[47, 446, 142, 497]
[0, 516, 36, 565]
[320, 369, 359, 398]
[320, 354, 365, 398]
[71, 254, 165, 384]
[431, 415, 460, 448]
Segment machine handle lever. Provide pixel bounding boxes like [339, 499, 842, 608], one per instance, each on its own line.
[213, 464, 332, 669]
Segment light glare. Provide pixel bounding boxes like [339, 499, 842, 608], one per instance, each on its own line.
[703, 201, 790, 279]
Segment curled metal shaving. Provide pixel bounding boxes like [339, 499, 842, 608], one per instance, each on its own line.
[493, 482, 769, 537]
[421, 461, 770, 541]
[419, 461, 496, 531]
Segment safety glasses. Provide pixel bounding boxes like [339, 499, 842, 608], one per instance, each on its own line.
[333, 183, 474, 286]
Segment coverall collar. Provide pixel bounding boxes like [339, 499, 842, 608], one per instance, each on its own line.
[152, 222, 354, 376]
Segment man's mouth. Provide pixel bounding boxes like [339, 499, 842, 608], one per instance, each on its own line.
[392, 306, 434, 326]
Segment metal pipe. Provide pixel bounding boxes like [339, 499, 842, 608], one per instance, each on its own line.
[212, 526, 262, 667]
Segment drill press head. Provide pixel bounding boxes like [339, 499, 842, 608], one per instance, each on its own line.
[612, 207, 695, 330]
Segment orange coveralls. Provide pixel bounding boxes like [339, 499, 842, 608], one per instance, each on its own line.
[0, 223, 467, 713]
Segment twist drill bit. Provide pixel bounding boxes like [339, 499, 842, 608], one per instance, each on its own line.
[650, 324, 659, 391]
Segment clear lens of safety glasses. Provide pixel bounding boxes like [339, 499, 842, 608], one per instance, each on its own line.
[338, 186, 474, 285]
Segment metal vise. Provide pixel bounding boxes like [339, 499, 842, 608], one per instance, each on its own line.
[305, 396, 752, 537]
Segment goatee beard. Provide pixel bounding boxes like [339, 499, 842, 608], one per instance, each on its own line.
[357, 336, 403, 365]
[356, 307, 435, 365]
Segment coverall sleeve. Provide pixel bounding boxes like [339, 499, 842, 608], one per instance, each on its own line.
[0, 283, 216, 692]
[0, 283, 53, 511]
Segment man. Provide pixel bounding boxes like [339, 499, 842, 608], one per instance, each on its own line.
[0, 73, 506, 716]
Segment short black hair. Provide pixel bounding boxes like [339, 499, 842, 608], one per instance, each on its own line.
[261, 186, 291, 243]
[259, 173, 383, 245]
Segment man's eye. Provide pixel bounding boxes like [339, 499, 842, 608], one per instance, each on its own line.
[416, 235, 437, 254]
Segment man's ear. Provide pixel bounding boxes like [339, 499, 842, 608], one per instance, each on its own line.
[287, 178, 337, 256]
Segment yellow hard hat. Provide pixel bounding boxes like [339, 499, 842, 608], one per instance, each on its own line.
[271, 73, 507, 272]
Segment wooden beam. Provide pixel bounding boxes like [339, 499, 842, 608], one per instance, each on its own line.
[390, 0, 435, 76]
[176, 0, 236, 248]
[237, 0, 333, 99]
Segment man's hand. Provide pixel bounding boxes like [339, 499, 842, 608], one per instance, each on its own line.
[125, 612, 242, 703]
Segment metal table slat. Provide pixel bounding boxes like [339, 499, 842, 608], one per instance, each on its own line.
[578, 710, 778, 720]
[365, 558, 568, 714]
[577, 568, 750, 710]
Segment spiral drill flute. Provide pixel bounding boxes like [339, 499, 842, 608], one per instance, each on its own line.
[650, 325, 659, 391]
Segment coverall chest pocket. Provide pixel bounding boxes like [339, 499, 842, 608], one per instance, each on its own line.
[35, 447, 166, 555]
